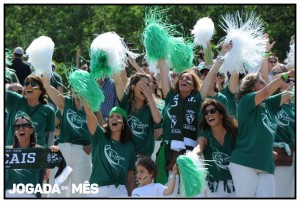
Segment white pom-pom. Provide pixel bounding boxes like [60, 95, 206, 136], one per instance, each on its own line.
[285, 40, 295, 69]
[218, 12, 266, 74]
[191, 17, 215, 48]
[90, 32, 139, 73]
[26, 36, 55, 77]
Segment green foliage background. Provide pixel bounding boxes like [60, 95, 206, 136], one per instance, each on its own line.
[5, 4, 295, 86]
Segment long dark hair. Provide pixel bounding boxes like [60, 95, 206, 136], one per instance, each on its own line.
[13, 116, 37, 148]
[103, 116, 131, 143]
[137, 156, 158, 178]
[24, 74, 48, 104]
[200, 98, 238, 144]
[126, 73, 151, 113]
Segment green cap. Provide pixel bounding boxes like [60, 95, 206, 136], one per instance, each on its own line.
[109, 107, 128, 119]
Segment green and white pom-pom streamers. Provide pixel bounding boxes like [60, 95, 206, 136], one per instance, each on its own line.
[177, 152, 208, 197]
[26, 36, 55, 77]
[169, 37, 194, 73]
[68, 69, 104, 111]
[89, 49, 111, 79]
[218, 11, 266, 74]
[5, 48, 13, 65]
[191, 17, 215, 49]
[90, 32, 139, 79]
[142, 7, 178, 64]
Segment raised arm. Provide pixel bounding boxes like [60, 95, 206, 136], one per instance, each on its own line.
[200, 43, 230, 99]
[228, 71, 239, 94]
[42, 76, 66, 112]
[83, 98, 98, 136]
[129, 58, 145, 74]
[112, 72, 126, 102]
[157, 58, 171, 98]
[163, 164, 179, 196]
[255, 69, 294, 106]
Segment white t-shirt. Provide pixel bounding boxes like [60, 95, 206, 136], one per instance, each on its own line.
[132, 183, 167, 197]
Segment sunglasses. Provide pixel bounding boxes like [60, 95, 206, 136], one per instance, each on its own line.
[269, 60, 277, 64]
[257, 79, 266, 85]
[141, 63, 148, 67]
[203, 108, 217, 116]
[24, 80, 37, 87]
[16, 90, 23, 94]
[14, 123, 31, 130]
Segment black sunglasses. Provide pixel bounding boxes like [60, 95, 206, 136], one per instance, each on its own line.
[203, 108, 217, 116]
[24, 80, 37, 87]
[141, 63, 148, 67]
[272, 71, 282, 76]
[16, 90, 23, 94]
[14, 123, 31, 130]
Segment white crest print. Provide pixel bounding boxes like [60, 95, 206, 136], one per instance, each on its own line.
[275, 109, 294, 127]
[261, 113, 277, 136]
[104, 145, 125, 170]
[127, 115, 148, 139]
[66, 109, 88, 135]
[212, 152, 230, 170]
[185, 110, 195, 124]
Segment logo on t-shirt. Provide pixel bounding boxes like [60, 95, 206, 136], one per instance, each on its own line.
[66, 109, 88, 135]
[212, 152, 230, 170]
[261, 113, 277, 136]
[275, 109, 294, 127]
[127, 115, 149, 139]
[104, 145, 125, 170]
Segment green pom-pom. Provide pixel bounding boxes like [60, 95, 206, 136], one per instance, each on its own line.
[143, 22, 170, 62]
[142, 7, 179, 63]
[177, 154, 208, 197]
[169, 37, 194, 73]
[68, 69, 104, 111]
[5, 48, 13, 66]
[89, 49, 112, 79]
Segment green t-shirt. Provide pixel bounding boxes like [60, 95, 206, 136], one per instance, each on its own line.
[57, 97, 91, 146]
[120, 93, 155, 156]
[199, 130, 233, 181]
[274, 103, 295, 149]
[208, 92, 229, 110]
[89, 126, 136, 187]
[5, 90, 56, 146]
[162, 89, 202, 149]
[230, 92, 281, 174]
[221, 86, 237, 119]
[5, 168, 41, 193]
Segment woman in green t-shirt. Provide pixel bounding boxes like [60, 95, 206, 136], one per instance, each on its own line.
[193, 98, 237, 197]
[5, 115, 44, 198]
[229, 69, 294, 197]
[42, 75, 93, 197]
[84, 102, 136, 197]
[113, 72, 162, 157]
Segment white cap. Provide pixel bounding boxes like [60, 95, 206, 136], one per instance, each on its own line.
[13, 47, 24, 55]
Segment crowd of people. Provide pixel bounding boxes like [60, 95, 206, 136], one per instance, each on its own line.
[5, 31, 295, 199]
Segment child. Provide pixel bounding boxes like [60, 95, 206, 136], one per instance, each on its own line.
[132, 156, 178, 197]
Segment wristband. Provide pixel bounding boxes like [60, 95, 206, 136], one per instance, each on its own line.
[281, 73, 288, 81]
[169, 175, 176, 180]
[264, 52, 270, 57]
